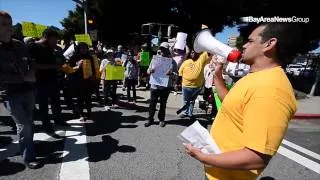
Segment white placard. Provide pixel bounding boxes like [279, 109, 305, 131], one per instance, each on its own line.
[174, 32, 187, 50]
[178, 121, 221, 154]
[149, 56, 173, 87]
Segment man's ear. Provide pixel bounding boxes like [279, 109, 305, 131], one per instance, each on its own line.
[264, 38, 277, 51]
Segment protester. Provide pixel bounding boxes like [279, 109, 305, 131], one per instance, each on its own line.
[203, 55, 218, 117]
[68, 42, 96, 121]
[123, 50, 139, 103]
[145, 42, 178, 127]
[184, 23, 303, 180]
[28, 27, 68, 134]
[0, 11, 40, 169]
[178, 50, 212, 119]
[100, 49, 118, 111]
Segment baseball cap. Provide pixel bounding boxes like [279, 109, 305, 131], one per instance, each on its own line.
[159, 42, 170, 49]
[106, 49, 114, 53]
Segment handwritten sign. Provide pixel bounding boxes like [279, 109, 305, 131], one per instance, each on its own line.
[75, 34, 92, 46]
[105, 64, 125, 80]
[22, 21, 48, 38]
[149, 56, 172, 87]
[140, 51, 150, 66]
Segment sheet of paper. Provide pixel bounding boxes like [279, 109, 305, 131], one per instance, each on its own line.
[177, 121, 221, 154]
[149, 56, 172, 87]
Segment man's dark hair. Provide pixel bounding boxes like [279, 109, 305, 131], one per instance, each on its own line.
[42, 28, 59, 39]
[0, 11, 12, 20]
[259, 23, 303, 66]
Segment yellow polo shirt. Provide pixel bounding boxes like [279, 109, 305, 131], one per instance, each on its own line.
[206, 66, 297, 180]
[179, 52, 209, 88]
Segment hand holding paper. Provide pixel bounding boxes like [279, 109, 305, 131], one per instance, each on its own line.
[178, 121, 221, 154]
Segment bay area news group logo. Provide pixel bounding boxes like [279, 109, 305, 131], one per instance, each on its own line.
[241, 16, 310, 23]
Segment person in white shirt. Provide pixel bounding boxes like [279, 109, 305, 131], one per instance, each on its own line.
[225, 61, 250, 83]
[203, 55, 218, 117]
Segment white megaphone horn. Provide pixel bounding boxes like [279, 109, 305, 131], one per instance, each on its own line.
[193, 28, 241, 63]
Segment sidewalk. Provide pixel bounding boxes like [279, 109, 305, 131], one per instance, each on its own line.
[134, 88, 320, 119]
[294, 96, 320, 119]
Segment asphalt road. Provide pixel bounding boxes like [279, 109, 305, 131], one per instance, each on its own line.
[0, 99, 320, 180]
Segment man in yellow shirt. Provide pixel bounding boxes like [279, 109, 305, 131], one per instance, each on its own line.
[178, 51, 211, 118]
[185, 23, 303, 180]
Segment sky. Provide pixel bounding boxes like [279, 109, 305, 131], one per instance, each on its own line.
[0, 0, 76, 29]
[0, 0, 240, 44]
[1, 0, 318, 51]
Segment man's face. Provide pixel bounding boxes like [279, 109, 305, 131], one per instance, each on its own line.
[190, 50, 200, 60]
[0, 16, 13, 43]
[242, 26, 266, 65]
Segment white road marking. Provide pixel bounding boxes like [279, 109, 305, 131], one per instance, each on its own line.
[282, 139, 320, 161]
[278, 146, 320, 174]
[0, 130, 64, 161]
[59, 120, 90, 180]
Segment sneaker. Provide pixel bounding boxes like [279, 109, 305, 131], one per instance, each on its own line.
[104, 106, 110, 111]
[25, 160, 41, 169]
[159, 121, 166, 127]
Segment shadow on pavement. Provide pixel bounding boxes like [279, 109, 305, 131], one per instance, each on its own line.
[260, 176, 276, 180]
[0, 159, 26, 176]
[0, 136, 13, 149]
[86, 135, 136, 162]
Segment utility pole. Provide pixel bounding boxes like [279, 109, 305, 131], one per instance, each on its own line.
[72, 0, 88, 34]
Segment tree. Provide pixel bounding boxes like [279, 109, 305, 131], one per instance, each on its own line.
[61, 0, 320, 52]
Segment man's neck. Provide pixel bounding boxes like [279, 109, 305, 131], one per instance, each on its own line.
[249, 57, 280, 73]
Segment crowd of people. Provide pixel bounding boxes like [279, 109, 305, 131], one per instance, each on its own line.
[1, 10, 304, 180]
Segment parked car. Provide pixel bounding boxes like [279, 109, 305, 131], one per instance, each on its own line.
[286, 64, 303, 76]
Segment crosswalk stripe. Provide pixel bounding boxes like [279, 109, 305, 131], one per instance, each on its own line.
[0, 130, 64, 162]
[278, 145, 320, 174]
[59, 120, 90, 180]
[282, 139, 320, 161]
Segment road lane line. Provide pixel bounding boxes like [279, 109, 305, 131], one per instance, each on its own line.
[0, 130, 64, 161]
[59, 120, 90, 180]
[282, 139, 320, 161]
[278, 146, 320, 174]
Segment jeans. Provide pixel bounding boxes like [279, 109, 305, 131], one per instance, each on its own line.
[126, 78, 137, 101]
[148, 88, 171, 122]
[36, 84, 62, 128]
[182, 87, 201, 116]
[104, 80, 117, 105]
[6, 90, 36, 163]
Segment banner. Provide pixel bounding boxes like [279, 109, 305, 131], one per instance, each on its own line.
[105, 64, 125, 80]
[140, 51, 150, 66]
[75, 34, 92, 46]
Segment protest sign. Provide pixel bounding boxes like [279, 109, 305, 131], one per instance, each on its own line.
[140, 51, 150, 66]
[149, 56, 172, 87]
[105, 64, 125, 80]
[75, 34, 92, 46]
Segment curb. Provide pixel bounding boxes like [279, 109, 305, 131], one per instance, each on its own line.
[293, 113, 320, 119]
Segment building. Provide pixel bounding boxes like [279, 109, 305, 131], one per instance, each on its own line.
[227, 35, 238, 47]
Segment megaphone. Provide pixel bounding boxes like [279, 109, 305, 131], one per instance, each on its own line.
[193, 28, 241, 63]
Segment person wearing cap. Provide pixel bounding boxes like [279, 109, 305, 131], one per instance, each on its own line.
[100, 49, 118, 111]
[178, 50, 212, 119]
[145, 42, 178, 127]
[184, 23, 302, 180]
